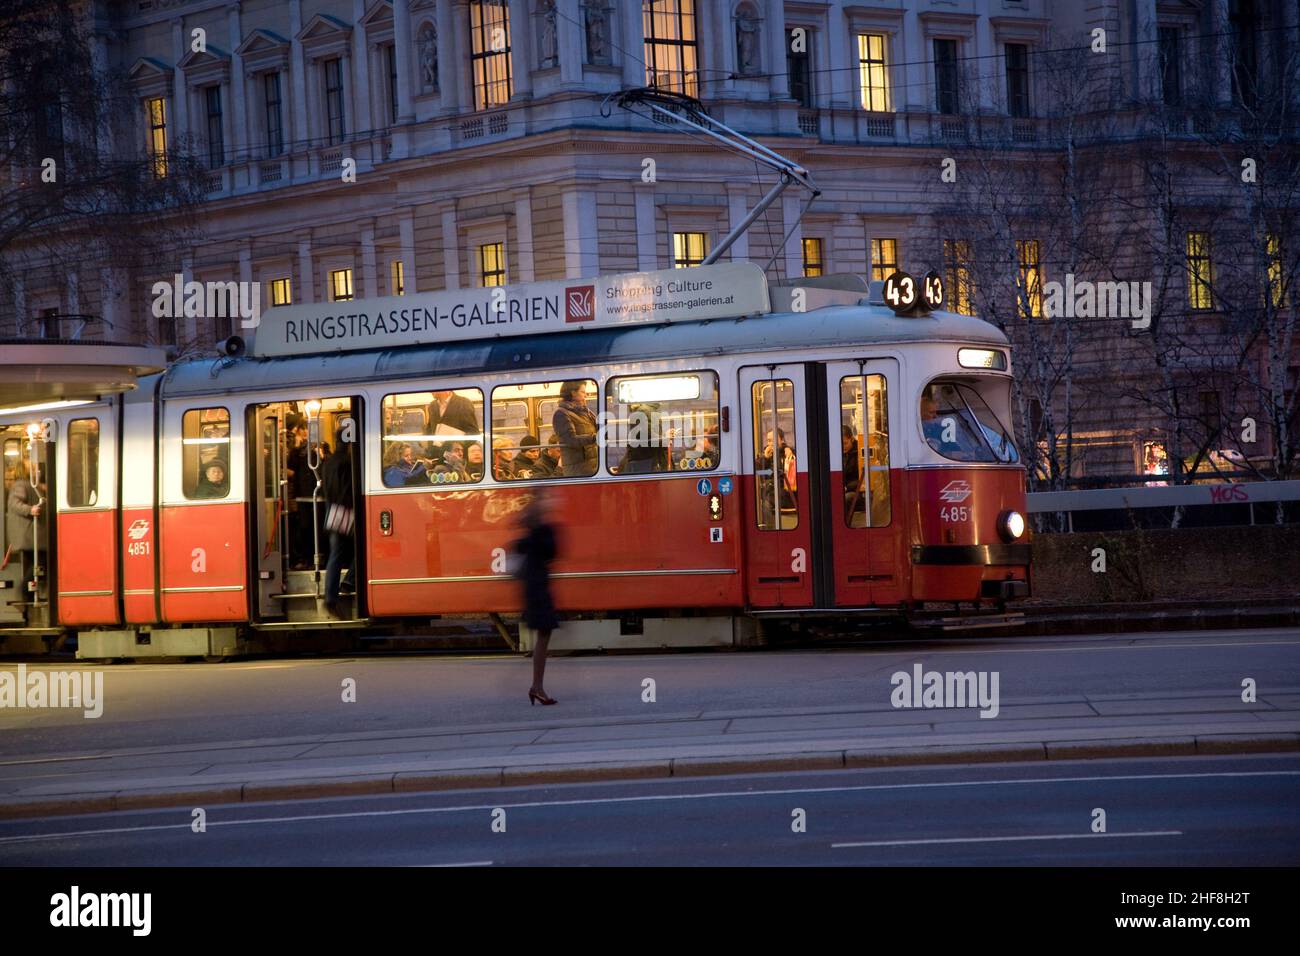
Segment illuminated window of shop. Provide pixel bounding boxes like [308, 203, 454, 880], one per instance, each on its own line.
[1186, 231, 1214, 310]
[643, 0, 699, 97]
[871, 238, 898, 283]
[470, 0, 512, 110]
[67, 418, 100, 508]
[329, 268, 353, 302]
[673, 232, 708, 269]
[182, 408, 231, 500]
[478, 242, 506, 287]
[802, 238, 824, 277]
[604, 371, 720, 476]
[1016, 239, 1043, 317]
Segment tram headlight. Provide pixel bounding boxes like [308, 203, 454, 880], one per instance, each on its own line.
[998, 510, 1026, 542]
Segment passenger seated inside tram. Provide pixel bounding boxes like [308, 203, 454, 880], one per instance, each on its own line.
[536, 434, 561, 478]
[466, 442, 485, 480]
[492, 437, 517, 481]
[512, 434, 544, 479]
[195, 459, 230, 499]
[383, 442, 432, 486]
[441, 442, 470, 482]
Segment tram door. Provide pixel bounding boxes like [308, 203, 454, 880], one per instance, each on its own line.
[824, 360, 904, 606]
[739, 365, 815, 608]
[251, 397, 361, 622]
[0, 424, 54, 625]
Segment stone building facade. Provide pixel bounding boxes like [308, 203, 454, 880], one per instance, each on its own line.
[3, 0, 1298, 485]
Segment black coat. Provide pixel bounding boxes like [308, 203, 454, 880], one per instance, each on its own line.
[513, 522, 559, 631]
[426, 394, 481, 437]
[323, 448, 354, 506]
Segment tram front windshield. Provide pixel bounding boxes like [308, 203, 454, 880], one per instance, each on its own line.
[920, 379, 1019, 464]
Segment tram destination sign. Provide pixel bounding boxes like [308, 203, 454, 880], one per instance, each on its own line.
[249, 262, 770, 358]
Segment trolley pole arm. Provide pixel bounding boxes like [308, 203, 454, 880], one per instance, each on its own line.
[703, 173, 791, 266]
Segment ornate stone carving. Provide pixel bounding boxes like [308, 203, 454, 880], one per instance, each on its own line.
[583, 1, 610, 65]
[735, 4, 760, 76]
[418, 21, 438, 91]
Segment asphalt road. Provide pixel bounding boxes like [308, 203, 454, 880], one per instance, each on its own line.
[1, 755, 1296, 866]
[2, 627, 1298, 759]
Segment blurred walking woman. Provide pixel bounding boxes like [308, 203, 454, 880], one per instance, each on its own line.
[514, 492, 559, 705]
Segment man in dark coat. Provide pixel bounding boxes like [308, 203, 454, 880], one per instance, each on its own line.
[552, 380, 598, 477]
[321, 436, 356, 617]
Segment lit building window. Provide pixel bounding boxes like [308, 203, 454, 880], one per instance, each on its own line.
[479, 242, 506, 287]
[857, 34, 890, 112]
[204, 85, 224, 169]
[802, 237, 824, 277]
[1186, 231, 1214, 310]
[146, 97, 167, 178]
[329, 268, 354, 302]
[470, 0, 512, 110]
[1266, 234, 1287, 307]
[943, 239, 975, 315]
[390, 259, 405, 296]
[643, 0, 699, 98]
[870, 238, 898, 282]
[673, 232, 708, 269]
[269, 277, 292, 307]
[324, 58, 346, 145]
[1016, 239, 1042, 318]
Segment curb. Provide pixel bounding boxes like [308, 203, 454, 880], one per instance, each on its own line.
[1, 732, 1296, 822]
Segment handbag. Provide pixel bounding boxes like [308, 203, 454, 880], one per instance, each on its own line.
[324, 502, 355, 535]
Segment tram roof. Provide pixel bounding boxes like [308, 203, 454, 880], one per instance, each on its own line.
[143, 305, 1010, 401]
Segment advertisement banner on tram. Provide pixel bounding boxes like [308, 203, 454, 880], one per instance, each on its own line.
[250, 262, 771, 358]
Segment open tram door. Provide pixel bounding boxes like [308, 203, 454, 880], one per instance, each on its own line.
[0, 421, 56, 630]
[249, 396, 365, 625]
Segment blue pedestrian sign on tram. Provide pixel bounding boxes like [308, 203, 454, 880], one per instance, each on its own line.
[696, 478, 712, 497]
[718, 476, 734, 496]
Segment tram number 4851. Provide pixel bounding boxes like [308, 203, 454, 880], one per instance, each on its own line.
[127, 541, 151, 556]
[940, 506, 970, 522]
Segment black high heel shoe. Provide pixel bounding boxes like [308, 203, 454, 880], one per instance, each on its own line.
[528, 689, 557, 706]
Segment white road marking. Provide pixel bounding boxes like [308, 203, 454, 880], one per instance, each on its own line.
[0, 768, 1295, 845]
[410, 860, 494, 867]
[832, 830, 1182, 848]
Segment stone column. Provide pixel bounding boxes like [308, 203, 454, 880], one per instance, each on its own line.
[726, 185, 750, 262]
[562, 187, 597, 278]
[621, 0, 645, 88]
[290, 1, 309, 150]
[351, 0, 372, 134]
[782, 194, 803, 280]
[172, 19, 189, 141]
[441, 205, 461, 289]
[634, 189, 657, 271]
[903, 8, 926, 113]
[557, 0, 583, 84]
[514, 193, 536, 281]
[229, 4, 247, 162]
[393, 0, 415, 122]
[440, 0, 464, 114]
[766, 0, 788, 100]
[508, 0, 532, 99]
[361, 222, 378, 298]
[297, 235, 315, 304]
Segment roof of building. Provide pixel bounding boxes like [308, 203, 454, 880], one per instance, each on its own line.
[145, 304, 1009, 401]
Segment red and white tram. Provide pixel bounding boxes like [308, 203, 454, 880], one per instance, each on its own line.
[0, 265, 1029, 658]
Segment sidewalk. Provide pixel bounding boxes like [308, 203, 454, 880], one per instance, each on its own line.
[1, 687, 1296, 819]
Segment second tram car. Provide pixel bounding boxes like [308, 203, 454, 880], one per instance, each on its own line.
[0, 267, 1029, 657]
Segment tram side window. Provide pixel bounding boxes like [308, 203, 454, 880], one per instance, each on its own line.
[381, 388, 485, 487]
[605, 371, 720, 475]
[752, 380, 798, 531]
[840, 376, 891, 528]
[182, 408, 231, 499]
[67, 418, 100, 508]
[491, 379, 598, 480]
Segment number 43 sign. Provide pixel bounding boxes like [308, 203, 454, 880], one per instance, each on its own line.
[883, 270, 944, 316]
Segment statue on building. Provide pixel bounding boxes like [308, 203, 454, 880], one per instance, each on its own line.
[540, 0, 559, 68]
[583, 1, 610, 65]
[735, 5, 760, 76]
[418, 21, 438, 91]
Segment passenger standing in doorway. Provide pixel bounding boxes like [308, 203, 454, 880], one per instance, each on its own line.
[513, 491, 560, 706]
[5, 461, 47, 594]
[552, 380, 598, 477]
[322, 430, 356, 619]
